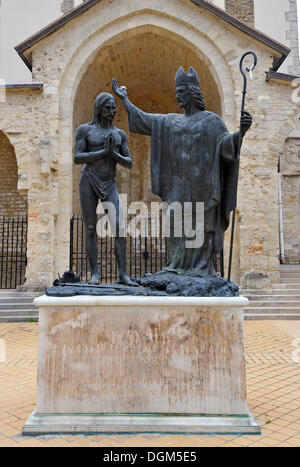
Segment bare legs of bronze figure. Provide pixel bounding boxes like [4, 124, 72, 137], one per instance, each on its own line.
[80, 177, 136, 286]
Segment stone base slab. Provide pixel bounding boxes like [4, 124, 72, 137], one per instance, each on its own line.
[23, 410, 260, 435]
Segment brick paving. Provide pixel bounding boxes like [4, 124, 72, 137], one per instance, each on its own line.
[0, 321, 300, 447]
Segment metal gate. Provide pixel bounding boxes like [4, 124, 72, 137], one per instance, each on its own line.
[0, 217, 28, 289]
[70, 215, 167, 283]
[70, 215, 224, 283]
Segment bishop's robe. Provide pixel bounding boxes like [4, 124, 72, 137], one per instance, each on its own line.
[126, 101, 239, 276]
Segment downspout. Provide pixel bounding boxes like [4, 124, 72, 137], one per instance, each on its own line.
[278, 157, 286, 264]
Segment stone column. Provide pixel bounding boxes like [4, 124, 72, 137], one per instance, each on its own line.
[286, 0, 300, 75]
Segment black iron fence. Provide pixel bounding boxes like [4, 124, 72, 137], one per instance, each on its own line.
[70, 215, 167, 283]
[0, 217, 27, 289]
[0, 215, 223, 289]
[70, 215, 224, 283]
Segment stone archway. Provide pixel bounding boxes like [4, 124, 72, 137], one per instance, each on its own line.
[280, 134, 300, 264]
[55, 15, 236, 276]
[72, 29, 222, 213]
[0, 130, 28, 288]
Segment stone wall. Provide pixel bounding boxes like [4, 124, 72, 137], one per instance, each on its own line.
[235, 73, 298, 288]
[281, 137, 300, 263]
[28, 0, 300, 286]
[0, 88, 55, 286]
[72, 30, 222, 213]
[225, 0, 254, 27]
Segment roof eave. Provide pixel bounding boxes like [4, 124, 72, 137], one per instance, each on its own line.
[15, 0, 290, 72]
[17, 51, 33, 72]
[192, 0, 290, 66]
[265, 70, 300, 84]
[0, 83, 43, 90]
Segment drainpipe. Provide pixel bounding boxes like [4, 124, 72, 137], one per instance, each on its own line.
[278, 157, 286, 264]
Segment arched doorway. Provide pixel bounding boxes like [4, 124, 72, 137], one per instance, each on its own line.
[70, 30, 222, 280]
[54, 13, 236, 279]
[280, 135, 300, 264]
[72, 30, 222, 212]
[0, 130, 28, 288]
[0, 131, 27, 217]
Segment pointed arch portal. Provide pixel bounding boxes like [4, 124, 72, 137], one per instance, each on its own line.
[72, 27, 223, 212]
[55, 14, 236, 277]
[0, 130, 28, 288]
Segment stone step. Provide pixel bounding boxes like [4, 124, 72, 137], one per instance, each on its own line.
[0, 292, 37, 322]
[0, 309, 38, 317]
[0, 293, 40, 299]
[280, 265, 300, 271]
[0, 315, 38, 323]
[244, 314, 300, 320]
[0, 299, 35, 306]
[280, 284, 300, 287]
[280, 280, 300, 284]
[246, 295, 300, 301]
[241, 289, 300, 296]
[247, 300, 300, 307]
[0, 292, 39, 322]
[280, 272, 300, 276]
[0, 303, 36, 311]
[244, 307, 300, 314]
[0, 296, 34, 302]
[280, 278, 300, 283]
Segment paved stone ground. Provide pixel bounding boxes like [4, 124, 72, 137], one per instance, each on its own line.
[0, 321, 300, 447]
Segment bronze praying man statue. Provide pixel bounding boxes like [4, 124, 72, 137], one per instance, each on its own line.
[74, 92, 136, 286]
[112, 67, 252, 279]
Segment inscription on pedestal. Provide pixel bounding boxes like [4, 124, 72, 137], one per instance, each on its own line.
[36, 302, 247, 415]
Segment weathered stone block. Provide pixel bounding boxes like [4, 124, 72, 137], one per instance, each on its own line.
[23, 295, 260, 434]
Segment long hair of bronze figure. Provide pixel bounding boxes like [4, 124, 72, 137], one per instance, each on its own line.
[228, 51, 257, 282]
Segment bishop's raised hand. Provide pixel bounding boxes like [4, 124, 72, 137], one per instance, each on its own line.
[112, 78, 128, 99]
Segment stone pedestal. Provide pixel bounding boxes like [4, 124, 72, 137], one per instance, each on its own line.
[23, 295, 260, 434]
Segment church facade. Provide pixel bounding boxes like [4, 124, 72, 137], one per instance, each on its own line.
[0, 0, 299, 289]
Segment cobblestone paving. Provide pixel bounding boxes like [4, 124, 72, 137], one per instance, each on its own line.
[0, 321, 300, 447]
